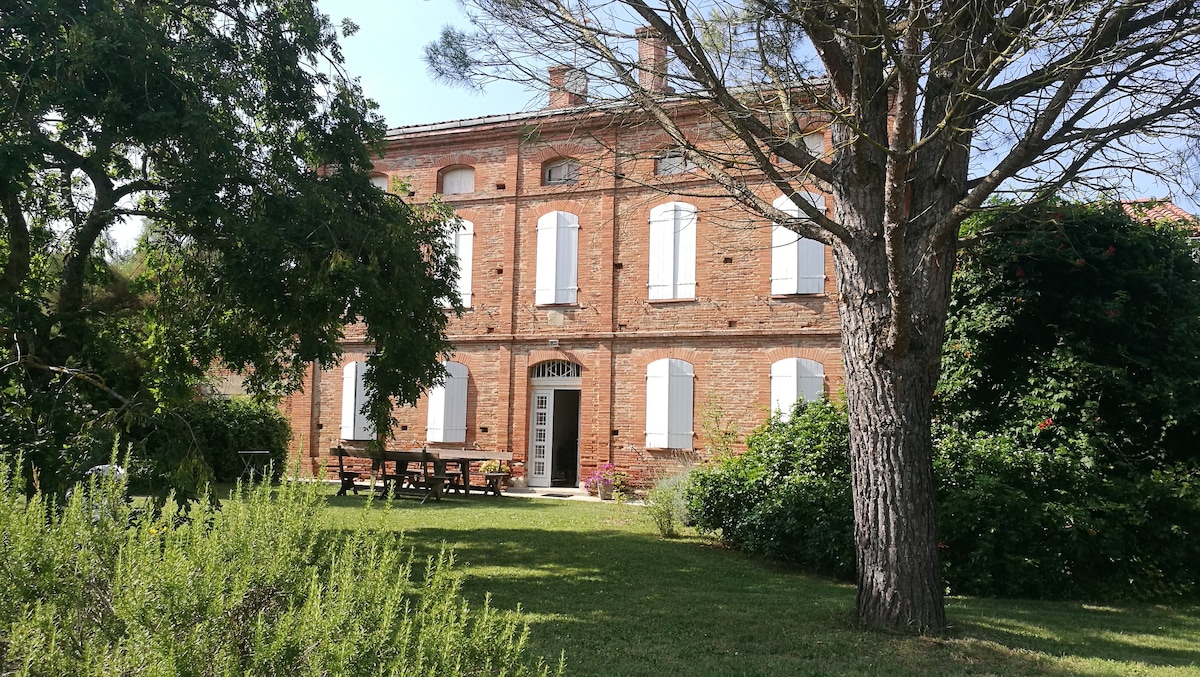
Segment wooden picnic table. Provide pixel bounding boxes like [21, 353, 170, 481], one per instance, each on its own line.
[329, 447, 515, 501]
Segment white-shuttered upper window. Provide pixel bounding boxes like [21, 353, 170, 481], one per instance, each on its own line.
[648, 202, 697, 300]
[370, 174, 390, 192]
[771, 193, 826, 295]
[645, 358, 694, 449]
[441, 167, 475, 194]
[426, 361, 469, 443]
[339, 361, 374, 441]
[448, 219, 473, 307]
[535, 211, 579, 305]
[770, 357, 825, 420]
[655, 150, 696, 176]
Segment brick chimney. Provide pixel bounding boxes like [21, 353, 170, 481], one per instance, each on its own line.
[636, 27, 673, 94]
[547, 65, 588, 109]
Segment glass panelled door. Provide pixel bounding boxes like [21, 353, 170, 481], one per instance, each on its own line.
[529, 389, 553, 487]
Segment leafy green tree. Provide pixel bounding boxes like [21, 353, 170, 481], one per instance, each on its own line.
[428, 0, 1200, 630]
[0, 0, 458, 494]
[939, 202, 1200, 466]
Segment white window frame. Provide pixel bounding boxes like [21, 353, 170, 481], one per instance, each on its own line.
[448, 219, 473, 308]
[426, 361, 469, 443]
[647, 202, 697, 300]
[441, 166, 475, 194]
[339, 361, 374, 441]
[770, 357, 825, 420]
[645, 358, 694, 449]
[771, 193, 827, 295]
[543, 159, 579, 185]
[535, 211, 579, 305]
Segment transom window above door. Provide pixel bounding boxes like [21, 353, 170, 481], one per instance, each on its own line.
[531, 360, 581, 379]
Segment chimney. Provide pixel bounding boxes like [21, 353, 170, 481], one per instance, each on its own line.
[636, 27, 673, 94]
[547, 65, 588, 109]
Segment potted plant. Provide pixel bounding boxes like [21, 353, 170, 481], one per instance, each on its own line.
[584, 463, 628, 500]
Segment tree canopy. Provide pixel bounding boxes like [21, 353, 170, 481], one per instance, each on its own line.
[1, 0, 459, 493]
[429, 0, 1200, 631]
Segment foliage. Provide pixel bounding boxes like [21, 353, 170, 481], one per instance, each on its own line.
[1, 0, 458, 495]
[940, 201, 1200, 466]
[0, 463, 560, 677]
[685, 399, 855, 579]
[645, 469, 692, 538]
[685, 205, 1200, 599]
[480, 459, 512, 474]
[583, 462, 628, 495]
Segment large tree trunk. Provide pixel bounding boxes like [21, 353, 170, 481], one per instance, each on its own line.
[832, 210, 955, 632]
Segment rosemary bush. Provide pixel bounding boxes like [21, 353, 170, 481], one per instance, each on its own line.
[0, 464, 561, 676]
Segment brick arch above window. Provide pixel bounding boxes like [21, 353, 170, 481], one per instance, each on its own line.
[526, 350, 586, 368]
[530, 144, 586, 164]
[635, 348, 702, 372]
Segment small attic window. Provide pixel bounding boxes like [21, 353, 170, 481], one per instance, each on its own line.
[543, 158, 579, 185]
[370, 174, 390, 192]
[654, 150, 696, 176]
[441, 166, 475, 194]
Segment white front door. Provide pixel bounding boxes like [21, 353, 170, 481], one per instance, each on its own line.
[528, 389, 553, 487]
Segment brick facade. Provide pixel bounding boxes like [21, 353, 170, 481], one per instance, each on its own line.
[284, 99, 843, 487]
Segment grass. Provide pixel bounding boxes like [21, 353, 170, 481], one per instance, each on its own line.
[316, 488, 1199, 676]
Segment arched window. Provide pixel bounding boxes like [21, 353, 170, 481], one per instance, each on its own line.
[531, 360, 582, 379]
[770, 357, 825, 419]
[645, 358, 694, 449]
[771, 193, 826, 295]
[535, 211, 579, 305]
[440, 166, 475, 194]
[426, 361, 469, 443]
[542, 158, 579, 185]
[648, 202, 696, 300]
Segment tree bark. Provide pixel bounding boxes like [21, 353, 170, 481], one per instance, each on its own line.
[833, 204, 955, 633]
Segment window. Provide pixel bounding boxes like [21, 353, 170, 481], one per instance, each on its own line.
[654, 150, 696, 176]
[339, 361, 374, 441]
[441, 166, 475, 194]
[770, 357, 825, 420]
[426, 361, 469, 443]
[771, 193, 826, 295]
[543, 158, 579, 185]
[645, 358, 694, 449]
[535, 211, 579, 305]
[803, 132, 824, 158]
[369, 174, 390, 192]
[647, 202, 696, 300]
[448, 219, 473, 307]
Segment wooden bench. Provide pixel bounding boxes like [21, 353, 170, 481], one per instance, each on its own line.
[330, 447, 447, 503]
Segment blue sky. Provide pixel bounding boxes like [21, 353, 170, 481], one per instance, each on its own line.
[316, 0, 534, 127]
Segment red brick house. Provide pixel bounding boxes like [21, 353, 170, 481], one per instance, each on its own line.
[280, 50, 844, 488]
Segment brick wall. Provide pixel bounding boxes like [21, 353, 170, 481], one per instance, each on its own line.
[281, 105, 843, 485]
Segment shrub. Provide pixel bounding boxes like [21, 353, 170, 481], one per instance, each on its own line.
[646, 469, 692, 538]
[0, 463, 561, 676]
[685, 399, 855, 579]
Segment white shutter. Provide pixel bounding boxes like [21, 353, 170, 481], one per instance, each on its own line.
[647, 204, 675, 299]
[675, 203, 696, 298]
[770, 358, 799, 419]
[340, 361, 373, 441]
[454, 220, 473, 307]
[442, 167, 474, 194]
[771, 193, 826, 295]
[427, 361, 468, 443]
[798, 358, 825, 403]
[803, 132, 824, 158]
[771, 357, 825, 421]
[645, 358, 670, 448]
[535, 212, 558, 305]
[555, 211, 579, 304]
[667, 359, 695, 449]
[771, 224, 800, 295]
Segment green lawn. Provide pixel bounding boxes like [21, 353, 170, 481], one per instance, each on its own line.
[320, 489, 1200, 677]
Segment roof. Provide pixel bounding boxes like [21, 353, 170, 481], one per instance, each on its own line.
[1120, 199, 1199, 235]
